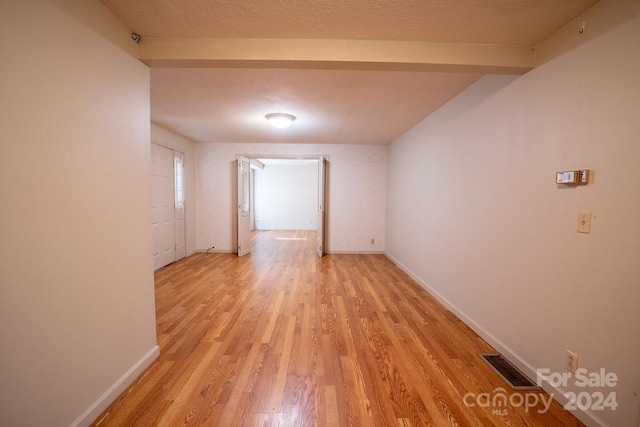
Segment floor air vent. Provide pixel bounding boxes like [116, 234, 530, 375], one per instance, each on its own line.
[479, 353, 540, 390]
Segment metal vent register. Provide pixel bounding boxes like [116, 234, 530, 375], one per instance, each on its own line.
[479, 354, 540, 390]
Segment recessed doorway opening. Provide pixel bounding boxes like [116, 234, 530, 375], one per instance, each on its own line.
[235, 155, 327, 258]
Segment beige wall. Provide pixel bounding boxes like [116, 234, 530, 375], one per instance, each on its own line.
[386, 3, 640, 426]
[0, 1, 158, 426]
[151, 124, 198, 256]
[196, 142, 387, 253]
[254, 162, 319, 231]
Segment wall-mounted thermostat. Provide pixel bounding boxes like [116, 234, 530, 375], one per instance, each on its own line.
[556, 170, 577, 184]
[556, 169, 591, 185]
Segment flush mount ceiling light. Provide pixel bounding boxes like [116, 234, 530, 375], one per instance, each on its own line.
[265, 113, 296, 129]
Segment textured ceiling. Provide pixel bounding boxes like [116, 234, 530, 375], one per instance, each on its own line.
[103, 0, 597, 46]
[151, 68, 481, 145]
[101, 0, 599, 144]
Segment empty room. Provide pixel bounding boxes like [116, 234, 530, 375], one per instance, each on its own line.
[1, 1, 639, 427]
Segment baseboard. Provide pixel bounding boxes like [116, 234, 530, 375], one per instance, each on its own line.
[384, 252, 606, 427]
[70, 345, 160, 427]
[195, 249, 385, 255]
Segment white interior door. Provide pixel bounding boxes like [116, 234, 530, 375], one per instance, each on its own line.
[249, 167, 255, 231]
[317, 156, 326, 257]
[174, 151, 186, 261]
[237, 156, 251, 256]
[151, 143, 176, 269]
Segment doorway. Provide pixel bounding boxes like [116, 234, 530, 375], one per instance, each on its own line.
[235, 155, 327, 258]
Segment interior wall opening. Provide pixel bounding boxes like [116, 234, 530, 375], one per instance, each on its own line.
[236, 155, 328, 258]
[254, 158, 319, 232]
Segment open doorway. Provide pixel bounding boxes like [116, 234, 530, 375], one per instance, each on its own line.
[254, 158, 319, 231]
[235, 155, 327, 258]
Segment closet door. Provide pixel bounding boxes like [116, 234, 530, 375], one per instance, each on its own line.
[151, 143, 176, 270]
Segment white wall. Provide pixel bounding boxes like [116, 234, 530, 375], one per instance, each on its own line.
[151, 124, 197, 256]
[385, 3, 640, 426]
[255, 162, 319, 231]
[196, 143, 387, 253]
[0, 1, 158, 426]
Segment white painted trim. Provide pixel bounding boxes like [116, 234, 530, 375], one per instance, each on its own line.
[70, 345, 160, 427]
[384, 252, 606, 427]
[196, 249, 385, 255]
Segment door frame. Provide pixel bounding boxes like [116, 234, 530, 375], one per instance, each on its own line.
[237, 154, 329, 257]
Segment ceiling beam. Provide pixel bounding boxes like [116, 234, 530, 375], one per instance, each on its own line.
[139, 38, 533, 74]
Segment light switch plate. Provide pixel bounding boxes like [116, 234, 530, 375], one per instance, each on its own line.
[578, 169, 591, 185]
[577, 213, 592, 233]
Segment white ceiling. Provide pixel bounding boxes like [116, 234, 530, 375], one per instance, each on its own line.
[151, 68, 482, 145]
[102, 0, 599, 145]
[103, 0, 597, 45]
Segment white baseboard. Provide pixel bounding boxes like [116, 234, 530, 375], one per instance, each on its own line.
[383, 252, 607, 427]
[195, 249, 385, 255]
[70, 345, 160, 427]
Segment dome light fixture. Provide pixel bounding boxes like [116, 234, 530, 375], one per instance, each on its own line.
[265, 113, 296, 129]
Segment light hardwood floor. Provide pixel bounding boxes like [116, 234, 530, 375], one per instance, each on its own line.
[94, 230, 583, 426]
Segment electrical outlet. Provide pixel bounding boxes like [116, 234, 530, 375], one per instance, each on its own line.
[370, 238, 375, 245]
[566, 350, 579, 373]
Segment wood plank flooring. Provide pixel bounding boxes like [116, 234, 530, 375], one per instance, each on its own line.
[93, 230, 583, 426]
